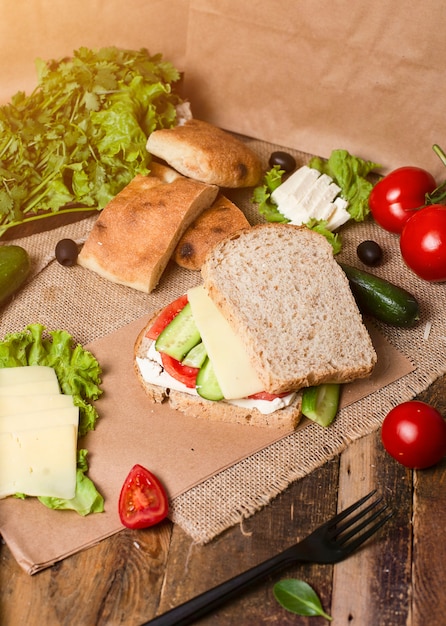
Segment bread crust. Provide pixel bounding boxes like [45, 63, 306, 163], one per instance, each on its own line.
[173, 194, 251, 270]
[78, 174, 218, 293]
[134, 316, 302, 430]
[146, 119, 263, 188]
[200, 224, 377, 393]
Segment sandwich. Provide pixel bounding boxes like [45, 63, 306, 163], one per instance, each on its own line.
[134, 224, 377, 429]
[146, 119, 263, 188]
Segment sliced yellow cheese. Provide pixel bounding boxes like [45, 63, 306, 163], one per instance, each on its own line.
[0, 379, 61, 396]
[0, 406, 79, 434]
[0, 424, 77, 499]
[187, 285, 264, 399]
[0, 393, 74, 417]
[0, 365, 59, 386]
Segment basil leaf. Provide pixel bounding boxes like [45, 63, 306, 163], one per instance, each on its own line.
[273, 579, 333, 621]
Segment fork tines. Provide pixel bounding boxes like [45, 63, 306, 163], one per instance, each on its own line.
[329, 490, 393, 553]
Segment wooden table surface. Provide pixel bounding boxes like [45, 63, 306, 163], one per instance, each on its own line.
[1, 369, 445, 626]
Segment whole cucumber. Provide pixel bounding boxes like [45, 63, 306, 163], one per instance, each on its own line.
[0, 245, 31, 306]
[339, 262, 420, 327]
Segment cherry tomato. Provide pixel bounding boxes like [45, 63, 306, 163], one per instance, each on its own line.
[369, 166, 436, 234]
[118, 464, 169, 529]
[399, 204, 446, 282]
[160, 352, 199, 388]
[381, 401, 446, 469]
[146, 294, 188, 340]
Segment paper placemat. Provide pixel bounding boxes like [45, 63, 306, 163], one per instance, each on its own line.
[0, 140, 445, 574]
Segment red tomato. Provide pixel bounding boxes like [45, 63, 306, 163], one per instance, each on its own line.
[146, 294, 188, 340]
[399, 204, 446, 282]
[369, 166, 436, 234]
[160, 352, 199, 388]
[248, 391, 290, 401]
[381, 401, 446, 469]
[118, 464, 169, 529]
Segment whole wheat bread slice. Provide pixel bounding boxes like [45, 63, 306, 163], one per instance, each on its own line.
[200, 224, 377, 393]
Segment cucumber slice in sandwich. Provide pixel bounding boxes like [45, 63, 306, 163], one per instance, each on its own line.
[301, 383, 341, 427]
[155, 302, 201, 361]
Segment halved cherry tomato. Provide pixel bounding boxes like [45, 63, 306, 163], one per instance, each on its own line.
[118, 464, 169, 529]
[400, 204, 446, 282]
[146, 294, 188, 340]
[248, 391, 290, 401]
[160, 352, 199, 388]
[381, 401, 446, 469]
[369, 166, 436, 234]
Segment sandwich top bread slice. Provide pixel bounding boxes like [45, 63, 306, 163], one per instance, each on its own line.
[78, 173, 218, 293]
[200, 224, 377, 393]
[146, 119, 263, 188]
[134, 223, 377, 430]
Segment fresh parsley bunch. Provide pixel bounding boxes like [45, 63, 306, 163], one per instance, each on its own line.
[0, 46, 182, 235]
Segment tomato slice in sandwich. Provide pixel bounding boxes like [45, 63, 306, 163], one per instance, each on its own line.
[248, 391, 290, 401]
[160, 352, 199, 388]
[146, 294, 188, 340]
[118, 464, 169, 530]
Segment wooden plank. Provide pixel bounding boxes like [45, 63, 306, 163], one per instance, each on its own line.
[412, 374, 446, 626]
[331, 430, 412, 626]
[154, 458, 339, 624]
[0, 522, 172, 626]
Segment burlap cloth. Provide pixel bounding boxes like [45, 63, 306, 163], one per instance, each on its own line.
[1, 138, 445, 545]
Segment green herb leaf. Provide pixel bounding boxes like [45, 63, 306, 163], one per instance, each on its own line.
[309, 149, 380, 222]
[0, 46, 183, 235]
[273, 579, 333, 621]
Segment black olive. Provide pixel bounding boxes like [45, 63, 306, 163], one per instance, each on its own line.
[356, 240, 383, 266]
[268, 151, 296, 173]
[55, 238, 79, 266]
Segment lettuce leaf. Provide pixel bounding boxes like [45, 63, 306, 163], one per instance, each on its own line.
[309, 149, 380, 222]
[252, 166, 289, 223]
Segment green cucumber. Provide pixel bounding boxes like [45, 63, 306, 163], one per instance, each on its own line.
[338, 262, 420, 327]
[0, 245, 31, 306]
[301, 383, 341, 427]
[196, 357, 224, 401]
[182, 342, 208, 368]
[155, 302, 201, 361]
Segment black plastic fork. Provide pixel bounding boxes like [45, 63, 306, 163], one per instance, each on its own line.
[142, 490, 392, 626]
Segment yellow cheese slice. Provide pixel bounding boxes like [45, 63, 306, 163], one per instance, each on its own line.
[0, 365, 59, 386]
[187, 285, 264, 399]
[0, 424, 77, 499]
[0, 379, 61, 396]
[0, 393, 74, 417]
[0, 406, 79, 434]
